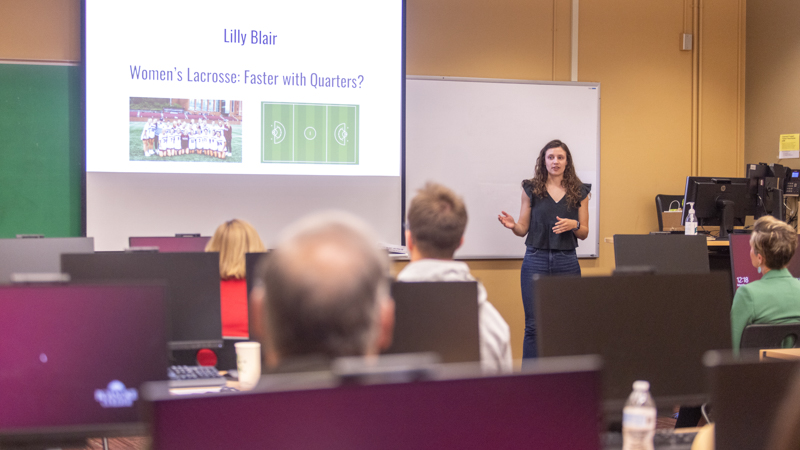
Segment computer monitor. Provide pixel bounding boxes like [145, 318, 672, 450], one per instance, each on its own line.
[681, 177, 755, 239]
[386, 281, 481, 363]
[535, 272, 732, 414]
[613, 234, 710, 274]
[0, 284, 168, 448]
[729, 233, 800, 294]
[143, 357, 603, 449]
[128, 236, 211, 252]
[61, 252, 222, 351]
[704, 350, 800, 450]
[746, 162, 788, 220]
[0, 237, 94, 284]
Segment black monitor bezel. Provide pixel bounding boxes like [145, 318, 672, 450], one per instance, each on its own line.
[61, 252, 223, 351]
[535, 272, 733, 417]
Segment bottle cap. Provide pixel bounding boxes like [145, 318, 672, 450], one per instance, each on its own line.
[633, 380, 650, 391]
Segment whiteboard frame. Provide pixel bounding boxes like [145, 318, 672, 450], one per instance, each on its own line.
[404, 76, 601, 259]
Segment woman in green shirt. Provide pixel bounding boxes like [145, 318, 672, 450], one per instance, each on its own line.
[731, 215, 800, 352]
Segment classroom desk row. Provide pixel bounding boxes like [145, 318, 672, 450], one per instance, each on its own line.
[47, 348, 800, 450]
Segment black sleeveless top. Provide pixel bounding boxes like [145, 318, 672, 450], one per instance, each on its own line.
[523, 182, 590, 250]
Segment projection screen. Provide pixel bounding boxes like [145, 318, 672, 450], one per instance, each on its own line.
[85, 0, 404, 250]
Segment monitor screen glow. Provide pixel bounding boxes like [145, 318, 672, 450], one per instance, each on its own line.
[0, 284, 168, 442]
[128, 236, 211, 252]
[729, 233, 800, 293]
[145, 361, 603, 449]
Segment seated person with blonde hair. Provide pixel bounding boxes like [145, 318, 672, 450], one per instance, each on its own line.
[731, 215, 800, 352]
[205, 219, 265, 338]
[398, 182, 512, 373]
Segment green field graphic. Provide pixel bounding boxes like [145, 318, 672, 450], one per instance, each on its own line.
[261, 102, 359, 164]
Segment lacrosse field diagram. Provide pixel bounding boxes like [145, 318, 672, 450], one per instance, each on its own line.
[261, 102, 359, 164]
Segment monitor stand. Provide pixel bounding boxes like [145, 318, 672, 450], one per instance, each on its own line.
[717, 198, 734, 240]
[769, 188, 785, 221]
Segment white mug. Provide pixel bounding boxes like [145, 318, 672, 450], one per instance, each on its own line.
[234, 341, 261, 390]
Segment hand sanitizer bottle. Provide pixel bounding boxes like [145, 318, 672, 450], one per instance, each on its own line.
[685, 202, 697, 236]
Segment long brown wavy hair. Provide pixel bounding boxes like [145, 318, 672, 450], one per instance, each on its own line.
[522, 139, 585, 209]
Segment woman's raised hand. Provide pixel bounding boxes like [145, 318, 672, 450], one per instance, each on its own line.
[498, 211, 516, 229]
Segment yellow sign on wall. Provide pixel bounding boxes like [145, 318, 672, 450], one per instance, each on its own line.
[779, 134, 800, 159]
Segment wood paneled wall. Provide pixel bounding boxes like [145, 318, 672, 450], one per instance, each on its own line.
[745, 0, 800, 168]
[0, 0, 81, 62]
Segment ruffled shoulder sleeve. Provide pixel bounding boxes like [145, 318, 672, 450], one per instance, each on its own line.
[580, 183, 591, 201]
[521, 179, 534, 200]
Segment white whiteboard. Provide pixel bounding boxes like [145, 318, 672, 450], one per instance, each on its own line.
[405, 77, 600, 259]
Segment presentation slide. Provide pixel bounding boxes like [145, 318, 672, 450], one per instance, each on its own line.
[85, 0, 404, 250]
[86, 0, 402, 177]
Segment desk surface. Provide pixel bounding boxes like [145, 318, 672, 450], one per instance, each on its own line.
[760, 348, 800, 361]
[604, 236, 729, 247]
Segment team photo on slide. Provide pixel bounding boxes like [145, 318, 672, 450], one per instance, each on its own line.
[129, 97, 241, 163]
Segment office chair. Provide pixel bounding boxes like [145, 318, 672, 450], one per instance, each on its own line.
[655, 194, 684, 231]
[740, 323, 800, 349]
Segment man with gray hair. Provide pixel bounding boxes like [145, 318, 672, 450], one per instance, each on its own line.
[252, 211, 395, 370]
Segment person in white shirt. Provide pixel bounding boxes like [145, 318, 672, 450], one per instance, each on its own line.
[397, 182, 513, 373]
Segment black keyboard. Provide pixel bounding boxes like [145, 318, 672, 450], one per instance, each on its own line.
[167, 365, 227, 387]
[654, 429, 697, 447]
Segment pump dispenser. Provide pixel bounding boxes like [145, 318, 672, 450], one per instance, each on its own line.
[685, 202, 697, 236]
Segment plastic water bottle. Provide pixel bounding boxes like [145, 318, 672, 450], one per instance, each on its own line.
[685, 202, 697, 236]
[622, 380, 656, 450]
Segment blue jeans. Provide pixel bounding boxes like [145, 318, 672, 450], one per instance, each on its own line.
[520, 246, 581, 360]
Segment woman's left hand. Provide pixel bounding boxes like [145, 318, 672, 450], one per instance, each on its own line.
[553, 216, 577, 234]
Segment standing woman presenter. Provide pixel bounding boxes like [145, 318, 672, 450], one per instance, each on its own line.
[498, 139, 590, 359]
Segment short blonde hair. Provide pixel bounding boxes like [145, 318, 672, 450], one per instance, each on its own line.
[205, 219, 266, 279]
[750, 216, 798, 270]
